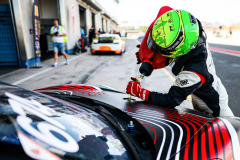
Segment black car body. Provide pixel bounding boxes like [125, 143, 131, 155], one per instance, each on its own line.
[0, 82, 240, 160]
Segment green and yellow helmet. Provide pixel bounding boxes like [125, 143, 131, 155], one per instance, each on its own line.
[147, 10, 199, 58]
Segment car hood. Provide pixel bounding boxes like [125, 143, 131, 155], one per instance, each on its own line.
[36, 84, 226, 160]
[0, 82, 132, 160]
[35, 84, 240, 160]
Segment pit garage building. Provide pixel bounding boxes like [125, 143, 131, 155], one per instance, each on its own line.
[0, 0, 119, 68]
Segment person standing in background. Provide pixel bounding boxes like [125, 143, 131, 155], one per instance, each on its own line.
[229, 27, 232, 38]
[80, 27, 85, 38]
[89, 26, 96, 50]
[50, 19, 69, 67]
[98, 28, 102, 34]
[80, 27, 85, 51]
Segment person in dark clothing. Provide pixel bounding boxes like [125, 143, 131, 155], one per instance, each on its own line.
[229, 27, 232, 38]
[126, 7, 234, 117]
[98, 28, 102, 34]
[89, 26, 96, 49]
[80, 27, 86, 52]
[117, 32, 121, 37]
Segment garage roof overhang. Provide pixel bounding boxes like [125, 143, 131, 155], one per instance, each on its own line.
[102, 13, 111, 19]
[82, 0, 102, 11]
[111, 19, 118, 25]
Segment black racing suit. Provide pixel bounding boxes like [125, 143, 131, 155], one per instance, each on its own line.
[148, 38, 234, 117]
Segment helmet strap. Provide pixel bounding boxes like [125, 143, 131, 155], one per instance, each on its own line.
[196, 18, 207, 45]
[197, 18, 203, 38]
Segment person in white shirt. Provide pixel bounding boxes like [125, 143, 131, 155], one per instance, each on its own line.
[50, 19, 69, 67]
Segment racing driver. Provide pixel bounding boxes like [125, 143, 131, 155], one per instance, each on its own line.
[126, 7, 234, 117]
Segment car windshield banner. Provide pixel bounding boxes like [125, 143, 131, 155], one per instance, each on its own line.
[32, 0, 41, 57]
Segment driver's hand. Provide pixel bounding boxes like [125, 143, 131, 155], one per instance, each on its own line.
[126, 77, 149, 101]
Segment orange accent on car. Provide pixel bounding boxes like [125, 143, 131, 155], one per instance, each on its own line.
[95, 46, 121, 54]
[32, 149, 40, 154]
[99, 46, 111, 51]
[115, 50, 121, 54]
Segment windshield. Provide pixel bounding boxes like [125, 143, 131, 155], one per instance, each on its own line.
[0, 85, 133, 160]
[98, 35, 119, 43]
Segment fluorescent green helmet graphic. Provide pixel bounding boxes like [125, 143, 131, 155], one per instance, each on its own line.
[147, 10, 199, 58]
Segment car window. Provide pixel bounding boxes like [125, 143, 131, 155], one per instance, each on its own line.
[98, 35, 116, 43]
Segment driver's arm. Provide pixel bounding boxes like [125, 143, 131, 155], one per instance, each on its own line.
[148, 71, 204, 108]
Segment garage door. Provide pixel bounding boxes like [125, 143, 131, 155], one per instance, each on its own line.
[0, 4, 19, 66]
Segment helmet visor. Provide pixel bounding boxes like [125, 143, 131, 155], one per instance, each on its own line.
[147, 29, 173, 56]
[147, 27, 185, 58]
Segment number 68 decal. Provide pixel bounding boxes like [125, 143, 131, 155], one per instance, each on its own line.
[6, 92, 79, 153]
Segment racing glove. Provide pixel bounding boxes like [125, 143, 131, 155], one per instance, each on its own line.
[126, 77, 149, 101]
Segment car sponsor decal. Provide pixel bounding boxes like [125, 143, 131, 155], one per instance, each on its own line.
[17, 131, 61, 160]
[35, 84, 107, 97]
[6, 92, 79, 159]
[218, 118, 240, 160]
[142, 89, 146, 101]
[126, 111, 183, 160]
[121, 103, 234, 160]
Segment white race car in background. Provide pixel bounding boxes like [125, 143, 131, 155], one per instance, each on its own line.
[91, 34, 126, 55]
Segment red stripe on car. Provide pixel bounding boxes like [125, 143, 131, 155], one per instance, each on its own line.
[139, 122, 157, 145]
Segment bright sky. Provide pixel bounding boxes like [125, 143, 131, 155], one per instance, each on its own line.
[118, 0, 240, 27]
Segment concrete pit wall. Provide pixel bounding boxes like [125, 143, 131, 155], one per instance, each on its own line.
[13, 0, 35, 66]
[60, 0, 81, 53]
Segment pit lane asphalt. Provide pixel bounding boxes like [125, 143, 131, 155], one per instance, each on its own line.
[209, 43, 240, 117]
[1, 39, 239, 116]
[0, 39, 192, 109]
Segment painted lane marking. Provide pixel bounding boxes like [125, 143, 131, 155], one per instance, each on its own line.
[12, 53, 88, 85]
[12, 67, 54, 85]
[0, 68, 24, 79]
[162, 68, 176, 82]
[210, 47, 240, 57]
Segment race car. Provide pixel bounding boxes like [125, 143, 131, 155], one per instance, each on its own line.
[91, 34, 126, 55]
[1, 81, 240, 160]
